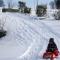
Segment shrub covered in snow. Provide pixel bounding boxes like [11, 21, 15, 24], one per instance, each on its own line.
[54, 10, 60, 20]
[0, 30, 6, 38]
[36, 5, 47, 17]
[2, 8, 19, 12]
[0, 16, 7, 38]
[24, 7, 31, 14]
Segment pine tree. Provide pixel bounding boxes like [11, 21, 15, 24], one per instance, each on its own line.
[54, 0, 60, 9]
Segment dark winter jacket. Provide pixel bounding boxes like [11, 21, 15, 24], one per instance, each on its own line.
[46, 41, 58, 52]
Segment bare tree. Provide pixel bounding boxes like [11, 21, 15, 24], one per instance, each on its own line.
[49, 1, 55, 9]
[7, 0, 13, 8]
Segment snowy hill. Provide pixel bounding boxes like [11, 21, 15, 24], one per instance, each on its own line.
[0, 13, 60, 60]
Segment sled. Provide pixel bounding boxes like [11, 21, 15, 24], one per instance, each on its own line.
[43, 50, 59, 60]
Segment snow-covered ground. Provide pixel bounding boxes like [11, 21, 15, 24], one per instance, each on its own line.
[0, 13, 60, 60]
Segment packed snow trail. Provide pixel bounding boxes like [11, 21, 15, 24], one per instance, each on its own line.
[0, 13, 60, 60]
[14, 13, 60, 60]
[0, 13, 33, 60]
[13, 14, 60, 60]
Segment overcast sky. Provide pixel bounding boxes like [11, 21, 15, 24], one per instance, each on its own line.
[4, 0, 54, 8]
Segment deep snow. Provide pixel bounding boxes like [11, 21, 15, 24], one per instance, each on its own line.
[0, 13, 60, 60]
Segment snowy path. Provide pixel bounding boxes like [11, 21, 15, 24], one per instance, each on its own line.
[0, 13, 60, 60]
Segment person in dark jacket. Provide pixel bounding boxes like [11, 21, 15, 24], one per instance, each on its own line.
[43, 38, 59, 59]
[46, 38, 58, 52]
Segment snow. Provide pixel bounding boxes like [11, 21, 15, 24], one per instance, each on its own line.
[0, 13, 60, 60]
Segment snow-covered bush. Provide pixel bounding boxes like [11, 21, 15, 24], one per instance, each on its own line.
[36, 5, 47, 17]
[54, 10, 60, 20]
[0, 30, 6, 38]
[24, 7, 31, 14]
[0, 17, 7, 38]
[2, 8, 19, 12]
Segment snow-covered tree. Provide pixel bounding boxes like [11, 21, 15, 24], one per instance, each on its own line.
[18, 1, 26, 13]
[54, 0, 60, 9]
